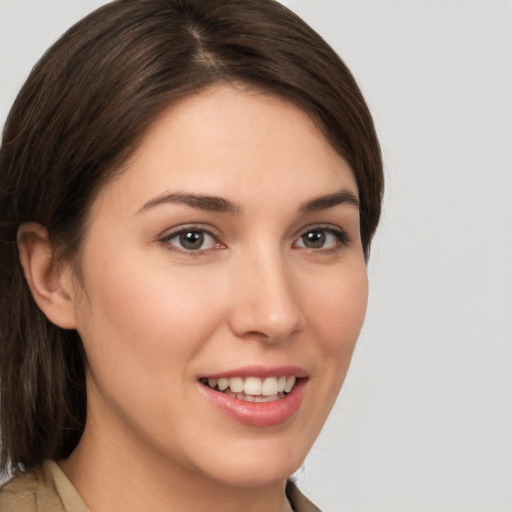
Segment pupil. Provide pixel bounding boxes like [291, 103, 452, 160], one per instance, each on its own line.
[304, 230, 325, 248]
[180, 231, 204, 250]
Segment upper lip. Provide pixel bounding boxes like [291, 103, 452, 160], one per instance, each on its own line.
[200, 365, 308, 380]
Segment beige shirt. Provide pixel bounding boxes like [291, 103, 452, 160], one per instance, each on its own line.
[0, 461, 321, 512]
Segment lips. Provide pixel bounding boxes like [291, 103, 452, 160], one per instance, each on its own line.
[198, 366, 308, 427]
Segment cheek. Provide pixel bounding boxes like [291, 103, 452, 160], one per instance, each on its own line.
[74, 245, 223, 382]
[306, 262, 369, 357]
[293, 262, 368, 447]
[73, 251, 230, 437]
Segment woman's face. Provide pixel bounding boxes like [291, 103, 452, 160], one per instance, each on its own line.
[69, 84, 368, 486]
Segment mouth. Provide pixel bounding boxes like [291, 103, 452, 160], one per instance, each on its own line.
[198, 366, 308, 426]
[199, 375, 298, 403]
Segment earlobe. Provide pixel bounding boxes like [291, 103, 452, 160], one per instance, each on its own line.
[17, 222, 78, 329]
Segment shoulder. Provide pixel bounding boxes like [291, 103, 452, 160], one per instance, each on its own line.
[0, 462, 66, 512]
[0, 469, 41, 512]
[286, 480, 323, 512]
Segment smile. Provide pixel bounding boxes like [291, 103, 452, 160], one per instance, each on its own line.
[198, 366, 307, 426]
[200, 375, 297, 403]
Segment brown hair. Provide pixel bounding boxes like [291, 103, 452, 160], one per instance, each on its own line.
[0, 0, 383, 473]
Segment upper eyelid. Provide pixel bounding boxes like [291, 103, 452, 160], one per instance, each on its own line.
[159, 223, 222, 240]
[296, 227, 349, 242]
[294, 223, 348, 238]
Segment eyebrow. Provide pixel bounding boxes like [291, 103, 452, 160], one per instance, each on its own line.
[298, 189, 360, 213]
[137, 191, 241, 215]
[136, 188, 359, 216]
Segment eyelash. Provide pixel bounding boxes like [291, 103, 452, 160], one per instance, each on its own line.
[159, 225, 351, 256]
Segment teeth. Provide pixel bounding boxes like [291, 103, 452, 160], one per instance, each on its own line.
[261, 377, 278, 396]
[284, 376, 296, 393]
[204, 375, 298, 398]
[229, 377, 244, 393]
[244, 377, 262, 395]
[218, 378, 229, 390]
[254, 394, 281, 402]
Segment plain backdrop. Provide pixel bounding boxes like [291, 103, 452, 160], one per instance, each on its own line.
[1, 1, 511, 511]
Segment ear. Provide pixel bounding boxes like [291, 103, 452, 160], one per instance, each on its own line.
[17, 222, 78, 329]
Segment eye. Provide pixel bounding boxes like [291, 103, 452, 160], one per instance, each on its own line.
[162, 228, 219, 252]
[294, 228, 348, 250]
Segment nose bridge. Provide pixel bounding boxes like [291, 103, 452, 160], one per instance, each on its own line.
[228, 243, 302, 342]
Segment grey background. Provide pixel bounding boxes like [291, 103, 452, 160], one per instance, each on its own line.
[1, 1, 511, 510]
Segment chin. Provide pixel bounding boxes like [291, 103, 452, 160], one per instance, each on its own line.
[207, 460, 302, 488]
[192, 438, 309, 488]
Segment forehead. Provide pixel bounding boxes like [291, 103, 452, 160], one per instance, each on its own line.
[93, 84, 358, 216]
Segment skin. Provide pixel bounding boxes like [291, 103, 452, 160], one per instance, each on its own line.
[20, 84, 368, 512]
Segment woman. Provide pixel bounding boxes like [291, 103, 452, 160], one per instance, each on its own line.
[0, 0, 383, 510]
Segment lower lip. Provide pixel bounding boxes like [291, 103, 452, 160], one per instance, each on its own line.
[198, 379, 307, 427]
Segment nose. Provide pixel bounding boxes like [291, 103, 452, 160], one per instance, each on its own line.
[227, 247, 303, 343]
